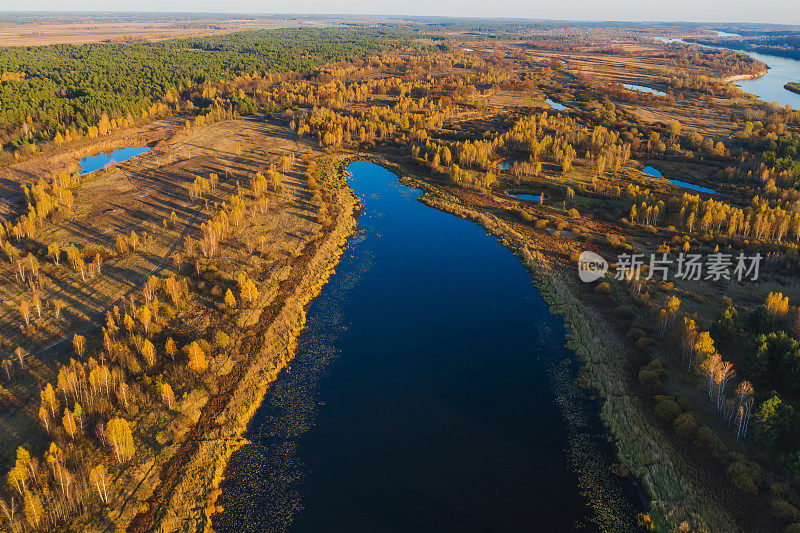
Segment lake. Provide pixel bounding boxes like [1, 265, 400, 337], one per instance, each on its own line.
[213, 161, 641, 532]
[622, 83, 667, 97]
[78, 146, 151, 175]
[643, 165, 718, 194]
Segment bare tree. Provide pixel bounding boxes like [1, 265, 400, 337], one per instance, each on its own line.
[0, 496, 20, 533]
[716, 362, 736, 410]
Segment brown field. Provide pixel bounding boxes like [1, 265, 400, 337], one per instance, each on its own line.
[0, 19, 299, 47]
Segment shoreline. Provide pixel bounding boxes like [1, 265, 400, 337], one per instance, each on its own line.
[125, 169, 359, 532]
[394, 172, 737, 532]
[121, 154, 730, 531]
[723, 70, 767, 82]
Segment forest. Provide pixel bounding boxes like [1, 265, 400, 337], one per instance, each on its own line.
[0, 27, 411, 155]
[2, 18, 800, 533]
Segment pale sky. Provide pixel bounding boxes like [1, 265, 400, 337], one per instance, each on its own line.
[9, 0, 800, 25]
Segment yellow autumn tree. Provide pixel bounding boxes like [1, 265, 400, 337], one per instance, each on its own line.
[107, 417, 134, 463]
[224, 288, 237, 309]
[23, 489, 43, 529]
[89, 464, 109, 503]
[187, 341, 207, 374]
[161, 383, 175, 410]
[165, 337, 177, 360]
[62, 408, 77, 440]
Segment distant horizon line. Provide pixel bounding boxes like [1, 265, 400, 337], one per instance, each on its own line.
[0, 11, 798, 28]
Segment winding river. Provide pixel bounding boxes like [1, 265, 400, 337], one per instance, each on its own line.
[664, 37, 800, 108]
[213, 161, 641, 532]
[729, 49, 800, 109]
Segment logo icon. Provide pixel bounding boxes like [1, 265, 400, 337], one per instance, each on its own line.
[577, 251, 608, 282]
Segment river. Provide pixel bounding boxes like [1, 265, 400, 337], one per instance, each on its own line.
[213, 161, 641, 532]
[664, 37, 800, 109]
[730, 49, 800, 109]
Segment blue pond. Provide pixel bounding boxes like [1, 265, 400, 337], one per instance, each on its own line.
[78, 146, 151, 175]
[622, 83, 667, 97]
[214, 161, 640, 532]
[643, 165, 718, 194]
[546, 98, 568, 111]
[511, 193, 545, 202]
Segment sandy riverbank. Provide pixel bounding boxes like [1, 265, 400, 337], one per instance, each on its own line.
[724, 70, 767, 82]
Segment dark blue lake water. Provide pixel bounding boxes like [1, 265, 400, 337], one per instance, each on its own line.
[213, 161, 640, 532]
[78, 146, 151, 175]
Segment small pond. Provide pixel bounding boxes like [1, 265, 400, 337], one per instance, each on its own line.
[546, 98, 568, 111]
[78, 146, 151, 175]
[510, 193, 545, 202]
[643, 165, 718, 194]
[622, 83, 668, 97]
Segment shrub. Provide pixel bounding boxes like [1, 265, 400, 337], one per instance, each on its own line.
[595, 282, 611, 295]
[772, 499, 800, 523]
[214, 331, 231, 349]
[199, 339, 213, 355]
[654, 399, 681, 422]
[636, 336, 656, 350]
[727, 460, 762, 494]
[626, 328, 646, 340]
[517, 209, 534, 223]
[639, 361, 666, 390]
[695, 426, 726, 454]
[676, 395, 694, 412]
[615, 305, 636, 319]
[673, 412, 699, 438]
